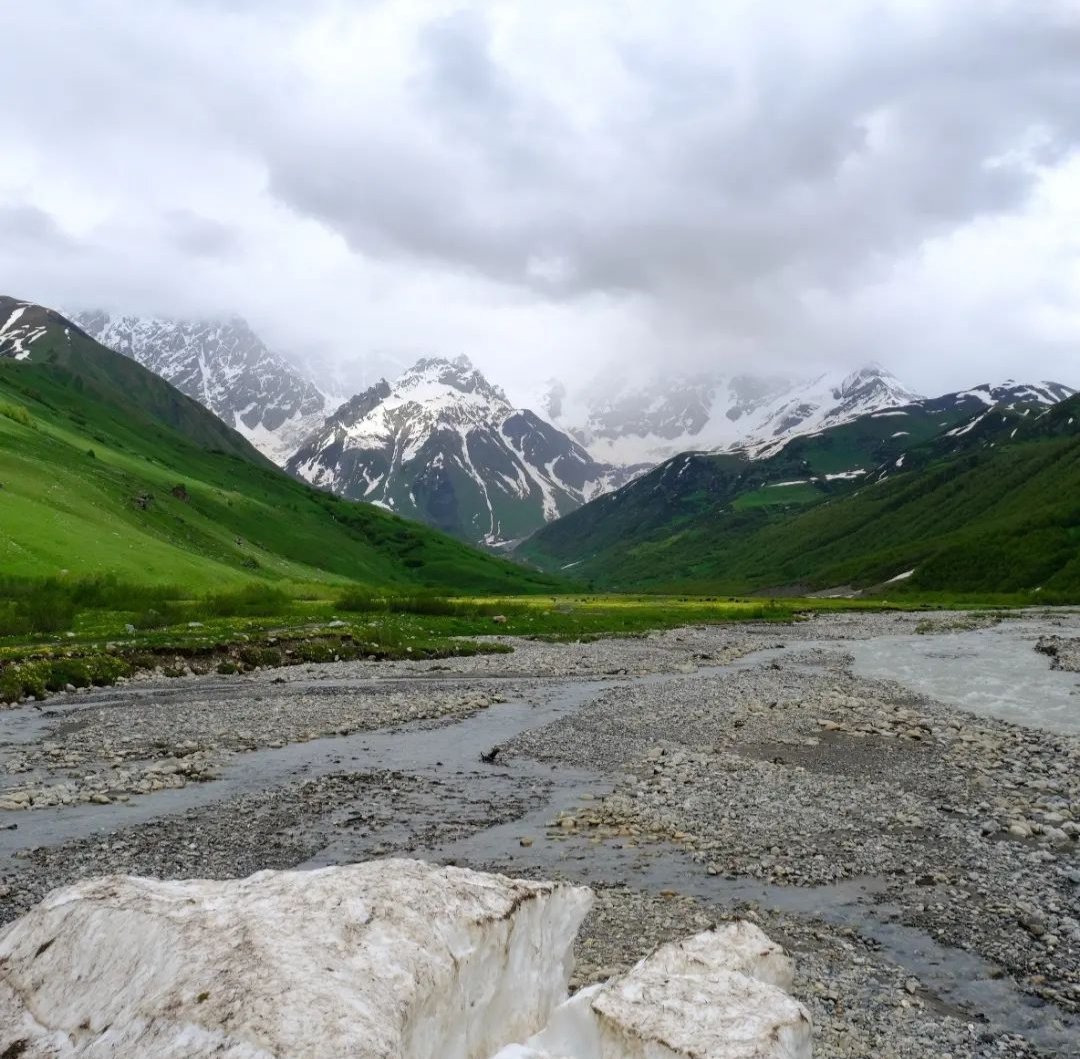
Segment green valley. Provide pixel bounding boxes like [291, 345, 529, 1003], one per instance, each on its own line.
[0, 298, 561, 595]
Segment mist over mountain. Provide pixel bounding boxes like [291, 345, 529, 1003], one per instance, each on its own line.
[540, 364, 923, 465]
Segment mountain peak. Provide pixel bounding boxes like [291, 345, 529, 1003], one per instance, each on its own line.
[399, 354, 507, 404]
[836, 363, 915, 400]
[955, 379, 1076, 408]
[287, 353, 622, 546]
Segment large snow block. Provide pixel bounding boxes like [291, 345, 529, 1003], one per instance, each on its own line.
[497, 922, 813, 1059]
[0, 858, 593, 1059]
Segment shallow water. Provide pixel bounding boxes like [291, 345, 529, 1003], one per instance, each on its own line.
[842, 618, 1080, 733]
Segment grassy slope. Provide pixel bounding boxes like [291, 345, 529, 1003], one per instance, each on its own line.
[522, 397, 1080, 598]
[0, 305, 561, 594]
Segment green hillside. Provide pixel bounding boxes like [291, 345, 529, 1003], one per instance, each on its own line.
[518, 399, 987, 571]
[0, 299, 561, 593]
[521, 397, 1080, 598]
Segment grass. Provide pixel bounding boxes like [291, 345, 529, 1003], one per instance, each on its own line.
[0, 580, 999, 703]
[731, 482, 824, 509]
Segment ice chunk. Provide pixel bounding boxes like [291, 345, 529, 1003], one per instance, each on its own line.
[494, 923, 812, 1059]
[0, 858, 593, 1059]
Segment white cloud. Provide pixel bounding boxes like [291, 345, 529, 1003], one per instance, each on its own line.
[0, 0, 1078, 400]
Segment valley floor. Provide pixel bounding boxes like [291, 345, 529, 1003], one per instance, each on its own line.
[1, 611, 1079, 1057]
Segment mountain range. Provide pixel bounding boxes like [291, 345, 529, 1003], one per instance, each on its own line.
[27, 302, 1078, 585]
[521, 382, 1080, 596]
[541, 364, 923, 464]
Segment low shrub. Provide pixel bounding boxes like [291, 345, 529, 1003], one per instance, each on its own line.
[0, 654, 132, 702]
[0, 401, 32, 427]
[237, 646, 283, 668]
[200, 583, 290, 618]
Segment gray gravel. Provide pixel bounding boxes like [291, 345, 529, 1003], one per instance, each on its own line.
[1039, 635, 1080, 673]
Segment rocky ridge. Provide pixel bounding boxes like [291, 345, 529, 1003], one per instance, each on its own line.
[72, 310, 334, 463]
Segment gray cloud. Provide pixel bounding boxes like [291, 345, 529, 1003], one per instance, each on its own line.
[164, 210, 241, 258]
[0, 0, 1078, 396]
[255, 1, 1080, 353]
[0, 204, 76, 248]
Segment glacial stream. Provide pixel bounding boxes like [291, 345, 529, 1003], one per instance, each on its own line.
[843, 618, 1080, 733]
[2, 616, 1079, 1050]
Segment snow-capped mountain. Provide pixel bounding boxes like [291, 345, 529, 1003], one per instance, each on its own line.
[739, 365, 923, 458]
[287, 355, 635, 545]
[72, 311, 333, 464]
[866, 378, 1077, 483]
[945, 379, 1075, 411]
[543, 364, 922, 465]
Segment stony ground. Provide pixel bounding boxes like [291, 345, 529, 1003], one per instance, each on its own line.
[1039, 635, 1080, 673]
[1, 610, 1078, 1057]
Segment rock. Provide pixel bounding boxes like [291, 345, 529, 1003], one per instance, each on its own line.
[492, 615, 509, 624]
[0, 860, 593, 1059]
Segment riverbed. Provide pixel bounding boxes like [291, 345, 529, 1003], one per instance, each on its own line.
[1, 610, 1078, 1057]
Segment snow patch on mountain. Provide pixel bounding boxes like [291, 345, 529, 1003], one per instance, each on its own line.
[541, 364, 922, 466]
[0, 299, 50, 360]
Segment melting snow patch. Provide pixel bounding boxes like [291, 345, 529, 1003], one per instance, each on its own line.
[945, 411, 991, 438]
[0, 860, 592, 1059]
[494, 922, 812, 1059]
[886, 569, 915, 583]
[0, 862, 811, 1059]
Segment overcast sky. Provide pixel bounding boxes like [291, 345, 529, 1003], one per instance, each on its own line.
[2, 0, 1079, 401]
